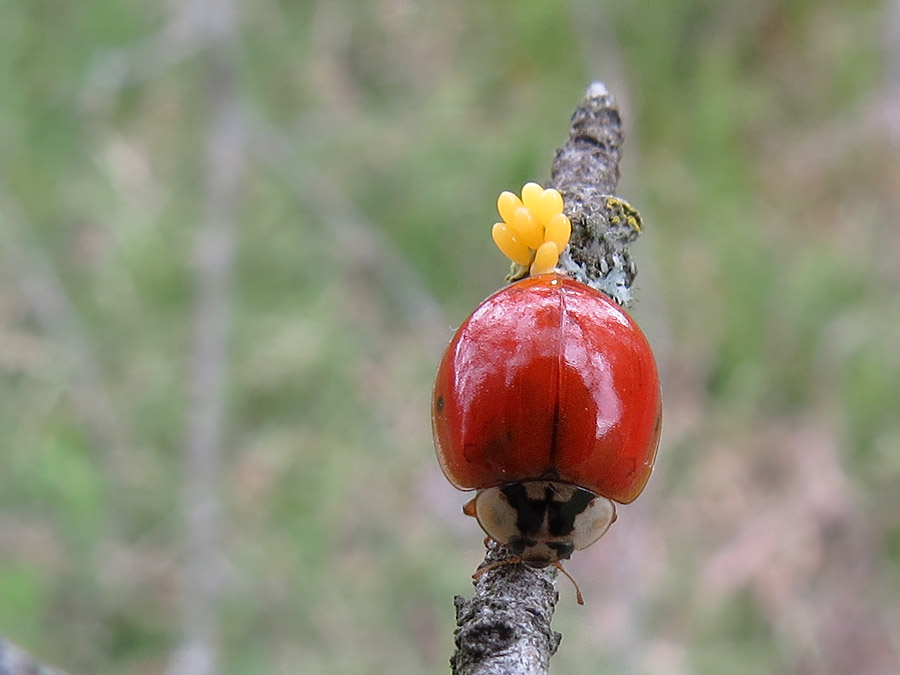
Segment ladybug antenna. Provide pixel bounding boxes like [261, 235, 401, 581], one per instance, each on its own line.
[553, 561, 585, 605]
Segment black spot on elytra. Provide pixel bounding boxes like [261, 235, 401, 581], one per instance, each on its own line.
[435, 395, 444, 413]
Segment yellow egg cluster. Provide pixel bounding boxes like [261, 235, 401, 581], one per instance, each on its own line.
[491, 182, 572, 277]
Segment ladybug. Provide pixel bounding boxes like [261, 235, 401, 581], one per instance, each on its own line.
[432, 273, 661, 571]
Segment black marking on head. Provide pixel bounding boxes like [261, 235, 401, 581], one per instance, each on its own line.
[501, 482, 595, 539]
[548, 541, 574, 560]
[547, 488, 595, 537]
[508, 537, 540, 556]
[501, 483, 545, 536]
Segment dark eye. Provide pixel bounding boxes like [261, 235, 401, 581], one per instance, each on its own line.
[549, 541, 574, 560]
[508, 537, 526, 555]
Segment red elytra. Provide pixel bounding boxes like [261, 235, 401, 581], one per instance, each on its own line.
[432, 273, 661, 505]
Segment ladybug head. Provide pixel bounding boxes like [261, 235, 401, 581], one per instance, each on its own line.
[464, 481, 616, 568]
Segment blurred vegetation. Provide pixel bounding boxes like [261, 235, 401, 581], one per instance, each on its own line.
[1, 0, 899, 673]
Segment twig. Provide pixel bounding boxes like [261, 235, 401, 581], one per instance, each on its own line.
[451, 541, 562, 675]
[450, 81, 631, 675]
[551, 81, 640, 306]
[169, 2, 244, 674]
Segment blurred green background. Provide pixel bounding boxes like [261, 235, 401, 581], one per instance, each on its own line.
[2, 0, 899, 673]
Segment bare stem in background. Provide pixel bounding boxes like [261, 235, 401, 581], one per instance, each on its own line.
[246, 118, 449, 358]
[882, 0, 900, 144]
[450, 82, 630, 675]
[80, 0, 237, 110]
[168, 2, 244, 674]
[0, 177, 135, 485]
[0, 637, 68, 675]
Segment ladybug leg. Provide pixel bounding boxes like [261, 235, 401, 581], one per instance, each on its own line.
[472, 556, 522, 580]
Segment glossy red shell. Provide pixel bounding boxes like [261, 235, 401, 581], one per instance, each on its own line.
[432, 274, 661, 504]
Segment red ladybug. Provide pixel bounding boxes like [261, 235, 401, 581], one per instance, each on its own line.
[432, 273, 661, 569]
